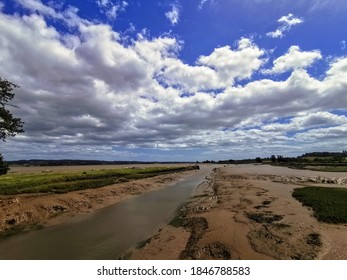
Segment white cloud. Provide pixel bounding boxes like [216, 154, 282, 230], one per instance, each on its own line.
[278, 13, 303, 25]
[97, 0, 110, 7]
[159, 61, 222, 92]
[1, 2, 347, 160]
[15, 0, 89, 28]
[267, 13, 303, 38]
[295, 124, 347, 143]
[262, 112, 347, 132]
[263, 46, 322, 74]
[197, 38, 265, 85]
[341, 40, 346, 50]
[146, 38, 265, 92]
[95, 0, 128, 20]
[165, 4, 180, 26]
[326, 57, 347, 77]
[15, 0, 60, 18]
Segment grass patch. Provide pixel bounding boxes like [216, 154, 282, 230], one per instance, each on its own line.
[0, 166, 197, 195]
[293, 187, 347, 223]
[169, 216, 185, 228]
[306, 233, 322, 247]
[304, 166, 347, 172]
[246, 212, 284, 224]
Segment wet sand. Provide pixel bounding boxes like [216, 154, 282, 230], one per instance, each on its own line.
[131, 164, 347, 260]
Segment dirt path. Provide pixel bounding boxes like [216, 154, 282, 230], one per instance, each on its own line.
[131, 165, 347, 260]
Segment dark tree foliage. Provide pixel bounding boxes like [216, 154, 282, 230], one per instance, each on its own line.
[0, 153, 9, 175]
[270, 155, 276, 163]
[255, 157, 262, 163]
[1, 77, 24, 141]
[0, 77, 24, 175]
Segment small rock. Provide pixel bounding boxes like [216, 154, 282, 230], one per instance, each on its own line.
[5, 218, 16, 225]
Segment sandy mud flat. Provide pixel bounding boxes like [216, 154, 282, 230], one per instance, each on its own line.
[131, 165, 347, 260]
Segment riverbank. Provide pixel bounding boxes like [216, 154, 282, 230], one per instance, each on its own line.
[0, 167, 199, 239]
[130, 165, 347, 260]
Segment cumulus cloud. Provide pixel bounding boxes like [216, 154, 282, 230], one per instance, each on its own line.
[341, 40, 346, 50]
[152, 38, 265, 92]
[199, 39, 264, 79]
[263, 46, 322, 74]
[15, 0, 60, 18]
[262, 112, 347, 132]
[15, 0, 89, 28]
[165, 3, 180, 25]
[1, 2, 347, 160]
[267, 13, 303, 38]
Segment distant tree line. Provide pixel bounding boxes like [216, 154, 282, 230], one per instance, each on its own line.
[302, 151, 347, 157]
[201, 151, 347, 165]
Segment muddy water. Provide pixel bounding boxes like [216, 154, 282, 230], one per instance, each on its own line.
[0, 166, 213, 260]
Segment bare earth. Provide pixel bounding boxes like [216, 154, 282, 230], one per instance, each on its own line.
[131, 165, 347, 260]
[0, 167, 195, 237]
[1, 164, 346, 260]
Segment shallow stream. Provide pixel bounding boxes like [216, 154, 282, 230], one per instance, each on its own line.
[0, 166, 213, 259]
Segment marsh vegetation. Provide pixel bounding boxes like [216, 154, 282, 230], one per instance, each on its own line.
[0, 166, 198, 195]
[293, 187, 347, 223]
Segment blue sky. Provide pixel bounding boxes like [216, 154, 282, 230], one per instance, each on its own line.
[1, 0, 347, 161]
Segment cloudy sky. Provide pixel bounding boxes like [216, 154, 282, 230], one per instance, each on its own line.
[1, 0, 347, 161]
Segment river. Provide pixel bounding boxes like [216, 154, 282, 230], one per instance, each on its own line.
[0, 166, 213, 260]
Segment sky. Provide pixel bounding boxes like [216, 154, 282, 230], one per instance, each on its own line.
[0, 0, 347, 161]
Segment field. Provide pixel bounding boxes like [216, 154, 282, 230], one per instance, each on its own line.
[0, 165, 197, 195]
[292, 187, 347, 223]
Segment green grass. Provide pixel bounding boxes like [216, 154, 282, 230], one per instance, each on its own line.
[304, 166, 347, 172]
[293, 187, 347, 223]
[169, 216, 185, 228]
[0, 166, 197, 195]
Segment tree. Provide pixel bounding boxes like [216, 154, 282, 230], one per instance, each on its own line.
[255, 157, 262, 163]
[0, 154, 9, 175]
[270, 155, 276, 163]
[0, 77, 24, 175]
[277, 155, 284, 162]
